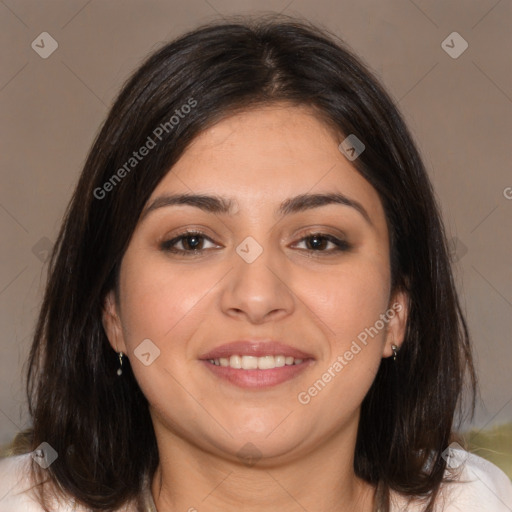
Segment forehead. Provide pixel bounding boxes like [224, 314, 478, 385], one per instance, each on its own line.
[148, 104, 385, 227]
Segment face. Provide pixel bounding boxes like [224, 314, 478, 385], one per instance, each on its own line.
[103, 103, 408, 465]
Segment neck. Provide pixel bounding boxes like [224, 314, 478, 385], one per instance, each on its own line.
[149, 414, 375, 512]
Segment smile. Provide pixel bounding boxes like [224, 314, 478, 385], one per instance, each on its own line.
[207, 354, 305, 369]
[201, 357, 314, 389]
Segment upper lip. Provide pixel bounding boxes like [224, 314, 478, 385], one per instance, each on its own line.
[198, 340, 315, 360]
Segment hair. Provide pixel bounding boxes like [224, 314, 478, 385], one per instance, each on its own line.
[8, 13, 476, 512]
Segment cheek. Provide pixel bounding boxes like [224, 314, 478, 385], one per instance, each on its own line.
[116, 256, 209, 418]
[305, 259, 391, 350]
[294, 258, 390, 409]
[118, 254, 218, 346]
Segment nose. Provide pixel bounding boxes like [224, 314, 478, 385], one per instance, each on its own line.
[220, 241, 295, 324]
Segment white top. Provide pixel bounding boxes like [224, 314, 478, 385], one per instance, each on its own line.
[0, 448, 511, 511]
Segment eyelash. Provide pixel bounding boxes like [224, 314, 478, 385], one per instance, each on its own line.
[160, 230, 351, 257]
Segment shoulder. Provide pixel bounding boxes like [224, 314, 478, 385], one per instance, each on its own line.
[0, 453, 45, 511]
[0, 453, 140, 512]
[391, 447, 512, 511]
[439, 447, 512, 511]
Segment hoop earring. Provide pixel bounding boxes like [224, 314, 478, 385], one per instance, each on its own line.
[117, 351, 124, 376]
[391, 344, 399, 361]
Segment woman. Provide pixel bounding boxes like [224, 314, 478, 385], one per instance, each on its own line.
[1, 14, 511, 512]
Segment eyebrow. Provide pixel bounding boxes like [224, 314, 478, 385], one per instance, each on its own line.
[140, 192, 372, 225]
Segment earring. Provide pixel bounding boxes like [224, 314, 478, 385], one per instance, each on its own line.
[117, 351, 124, 376]
[391, 344, 399, 361]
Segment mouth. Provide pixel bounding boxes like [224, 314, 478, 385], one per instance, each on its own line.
[198, 340, 315, 389]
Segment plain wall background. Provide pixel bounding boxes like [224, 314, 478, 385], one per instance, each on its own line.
[1, 0, 511, 446]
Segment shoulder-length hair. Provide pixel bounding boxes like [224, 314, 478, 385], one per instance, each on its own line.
[13, 13, 475, 512]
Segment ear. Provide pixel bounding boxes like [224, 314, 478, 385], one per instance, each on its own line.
[102, 290, 127, 354]
[382, 288, 409, 358]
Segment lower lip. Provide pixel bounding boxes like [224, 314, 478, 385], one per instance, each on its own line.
[200, 359, 314, 389]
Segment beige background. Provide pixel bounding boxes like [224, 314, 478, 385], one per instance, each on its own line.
[0, 0, 511, 447]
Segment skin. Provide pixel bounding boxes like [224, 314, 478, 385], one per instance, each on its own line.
[103, 103, 408, 512]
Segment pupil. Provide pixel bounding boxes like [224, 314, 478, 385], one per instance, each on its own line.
[186, 236, 201, 249]
[309, 236, 325, 250]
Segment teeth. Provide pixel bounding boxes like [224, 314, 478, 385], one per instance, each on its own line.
[241, 355, 258, 369]
[229, 355, 241, 368]
[208, 354, 306, 369]
[258, 355, 275, 370]
[275, 355, 285, 367]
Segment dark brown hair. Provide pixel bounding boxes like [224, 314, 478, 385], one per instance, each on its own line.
[11, 13, 476, 512]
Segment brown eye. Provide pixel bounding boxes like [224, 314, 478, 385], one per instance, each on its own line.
[295, 233, 351, 253]
[160, 232, 217, 254]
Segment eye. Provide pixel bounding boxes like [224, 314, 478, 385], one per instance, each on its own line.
[293, 233, 351, 254]
[160, 231, 351, 257]
[160, 231, 218, 255]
